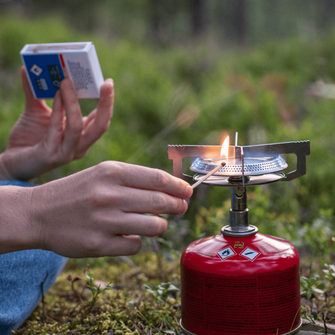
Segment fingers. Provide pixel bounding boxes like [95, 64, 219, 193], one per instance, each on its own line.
[103, 212, 169, 237]
[59, 78, 83, 156]
[99, 235, 142, 257]
[97, 79, 114, 119]
[112, 162, 193, 200]
[76, 79, 114, 155]
[76, 215, 168, 257]
[43, 90, 65, 153]
[55, 234, 142, 258]
[82, 109, 97, 128]
[105, 187, 188, 215]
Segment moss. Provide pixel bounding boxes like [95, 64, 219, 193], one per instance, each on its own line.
[13, 252, 182, 335]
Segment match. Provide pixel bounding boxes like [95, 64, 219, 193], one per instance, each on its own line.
[192, 162, 226, 189]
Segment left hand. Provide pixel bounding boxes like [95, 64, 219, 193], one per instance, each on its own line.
[0, 66, 114, 181]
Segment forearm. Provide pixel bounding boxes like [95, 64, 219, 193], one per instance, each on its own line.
[0, 185, 40, 254]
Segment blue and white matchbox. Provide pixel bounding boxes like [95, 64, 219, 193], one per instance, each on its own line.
[20, 42, 104, 99]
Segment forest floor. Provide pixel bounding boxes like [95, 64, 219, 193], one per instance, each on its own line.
[11, 251, 335, 335]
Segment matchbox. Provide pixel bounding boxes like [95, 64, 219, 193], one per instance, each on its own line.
[20, 42, 104, 99]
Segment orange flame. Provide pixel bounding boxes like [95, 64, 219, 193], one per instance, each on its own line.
[220, 135, 230, 158]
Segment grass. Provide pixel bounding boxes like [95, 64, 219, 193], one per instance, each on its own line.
[14, 252, 183, 335]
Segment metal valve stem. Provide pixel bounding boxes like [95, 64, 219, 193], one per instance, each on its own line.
[221, 186, 258, 237]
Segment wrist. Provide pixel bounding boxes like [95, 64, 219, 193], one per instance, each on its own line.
[0, 152, 16, 180]
[0, 186, 41, 253]
[0, 146, 44, 181]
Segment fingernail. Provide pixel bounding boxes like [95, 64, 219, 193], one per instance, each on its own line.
[181, 199, 188, 214]
[185, 185, 193, 198]
[105, 78, 114, 86]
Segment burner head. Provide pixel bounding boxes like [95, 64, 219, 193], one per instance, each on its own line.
[190, 154, 287, 186]
[191, 155, 287, 176]
[168, 140, 310, 236]
[167, 141, 310, 187]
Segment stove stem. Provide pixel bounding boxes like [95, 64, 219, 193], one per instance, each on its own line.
[221, 186, 258, 237]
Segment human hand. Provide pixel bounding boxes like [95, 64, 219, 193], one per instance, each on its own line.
[1, 162, 193, 258]
[0, 66, 114, 181]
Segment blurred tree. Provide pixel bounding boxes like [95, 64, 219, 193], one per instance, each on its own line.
[148, 0, 190, 40]
[229, 0, 247, 44]
[215, 0, 248, 44]
[190, 0, 206, 36]
[28, 0, 103, 31]
[320, 0, 335, 30]
[2, 0, 335, 48]
[149, 0, 161, 39]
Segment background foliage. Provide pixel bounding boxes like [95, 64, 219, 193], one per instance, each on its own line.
[0, 12, 334, 255]
[1, 2, 335, 332]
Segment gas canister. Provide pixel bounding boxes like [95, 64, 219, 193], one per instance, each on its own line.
[167, 138, 310, 335]
[180, 233, 301, 335]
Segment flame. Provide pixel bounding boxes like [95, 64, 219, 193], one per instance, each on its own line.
[220, 135, 230, 158]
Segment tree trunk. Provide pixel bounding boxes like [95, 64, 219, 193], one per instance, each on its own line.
[230, 0, 247, 44]
[149, 0, 161, 39]
[321, 0, 335, 30]
[190, 0, 206, 36]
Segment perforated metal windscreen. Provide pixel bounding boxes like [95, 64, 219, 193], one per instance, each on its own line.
[190, 155, 287, 176]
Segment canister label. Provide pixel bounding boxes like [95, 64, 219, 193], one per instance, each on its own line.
[217, 247, 236, 260]
[240, 247, 260, 261]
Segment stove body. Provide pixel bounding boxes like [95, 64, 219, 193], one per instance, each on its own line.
[168, 140, 310, 335]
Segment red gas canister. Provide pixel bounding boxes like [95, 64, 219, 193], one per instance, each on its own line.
[180, 233, 301, 335]
[167, 140, 310, 335]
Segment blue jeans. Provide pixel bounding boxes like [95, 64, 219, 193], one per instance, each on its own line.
[0, 181, 67, 335]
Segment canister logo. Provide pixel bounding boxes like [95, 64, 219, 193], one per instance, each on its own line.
[234, 241, 244, 249]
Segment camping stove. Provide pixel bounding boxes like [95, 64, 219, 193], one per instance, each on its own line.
[167, 138, 310, 335]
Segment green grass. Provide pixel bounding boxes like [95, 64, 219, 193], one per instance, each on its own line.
[13, 252, 183, 335]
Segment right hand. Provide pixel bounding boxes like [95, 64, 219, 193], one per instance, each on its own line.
[20, 162, 192, 258]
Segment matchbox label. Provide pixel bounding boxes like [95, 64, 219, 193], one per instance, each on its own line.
[22, 54, 65, 99]
[47, 65, 63, 89]
[35, 78, 48, 91]
[240, 247, 260, 262]
[61, 52, 98, 95]
[30, 64, 43, 76]
[217, 247, 236, 260]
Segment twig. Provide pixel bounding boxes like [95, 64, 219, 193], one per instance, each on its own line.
[302, 318, 335, 331]
[40, 271, 49, 322]
[150, 238, 164, 281]
[131, 318, 147, 335]
[289, 307, 300, 331]
[118, 256, 141, 275]
[323, 312, 328, 335]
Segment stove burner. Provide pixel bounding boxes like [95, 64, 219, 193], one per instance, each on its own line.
[167, 141, 310, 186]
[190, 155, 287, 176]
[192, 172, 285, 186]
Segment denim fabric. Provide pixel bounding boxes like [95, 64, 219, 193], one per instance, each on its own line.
[0, 180, 67, 335]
